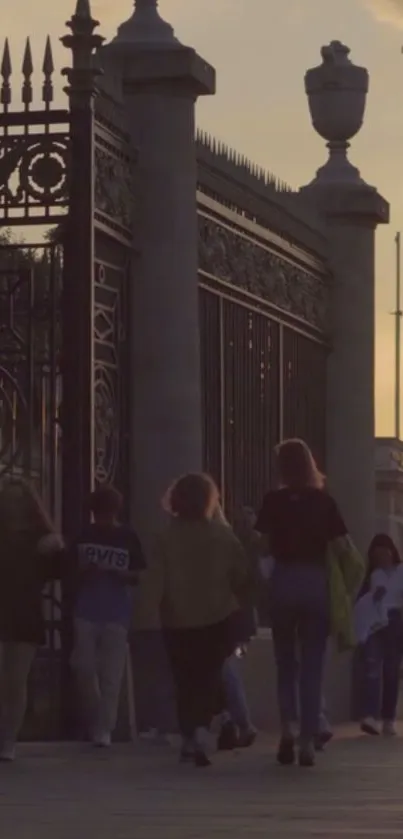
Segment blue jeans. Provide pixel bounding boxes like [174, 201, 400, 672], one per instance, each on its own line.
[269, 563, 330, 742]
[360, 610, 403, 721]
[222, 654, 252, 731]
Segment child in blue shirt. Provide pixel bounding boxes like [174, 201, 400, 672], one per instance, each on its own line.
[71, 485, 145, 747]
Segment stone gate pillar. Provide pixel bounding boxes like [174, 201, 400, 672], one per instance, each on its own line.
[103, 1, 216, 545]
[301, 42, 389, 554]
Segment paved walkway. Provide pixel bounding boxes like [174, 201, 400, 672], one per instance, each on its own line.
[2, 727, 403, 838]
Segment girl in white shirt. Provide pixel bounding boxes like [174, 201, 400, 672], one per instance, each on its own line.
[359, 533, 403, 737]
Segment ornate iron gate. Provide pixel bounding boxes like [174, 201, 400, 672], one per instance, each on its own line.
[0, 244, 63, 737]
[0, 5, 134, 737]
[197, 200, 329, 515]
[199, 285, 328, 516]
[0, 33, 69, 737]
[0, 246, 61, 497]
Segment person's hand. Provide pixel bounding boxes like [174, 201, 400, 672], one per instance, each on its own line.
[373, 586, 387, 603]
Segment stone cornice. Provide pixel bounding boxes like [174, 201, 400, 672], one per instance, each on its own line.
[300, 182, 389, 227]
[102, 43, 216, 97]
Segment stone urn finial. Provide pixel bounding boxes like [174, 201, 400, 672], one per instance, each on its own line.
[305, 41, 369, 185]
[114, 0, 179, 46]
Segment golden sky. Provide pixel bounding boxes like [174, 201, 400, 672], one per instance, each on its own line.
[2, 0, 403, 436]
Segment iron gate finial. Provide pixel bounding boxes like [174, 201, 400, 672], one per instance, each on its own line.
[21, 38, 33, 107]
[74, 0, 92, 18]
[42, 36, 54, 106]
[114, 0, 178, 45]
[0, 39, 12, 108]
[61, 0, 104, 105]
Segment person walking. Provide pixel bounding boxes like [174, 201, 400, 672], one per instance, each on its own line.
[255, 438, 361, 768]
[70, 485, 145, 747]
[358, 533, 403, 737]
[212, 503, 257, 751]
[0, 478, 65, 762]
[154, 473, 253, 767]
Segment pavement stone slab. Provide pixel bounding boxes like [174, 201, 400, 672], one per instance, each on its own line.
[2, 727, 403, 838]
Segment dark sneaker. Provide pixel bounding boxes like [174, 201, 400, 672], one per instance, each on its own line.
[217, 721, 238, 751]
[276, 736, 295, 766]
[194, 750, 212, 767]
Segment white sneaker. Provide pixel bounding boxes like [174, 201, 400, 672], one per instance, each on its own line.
[92, 731, 111, 748]
[360, 717, 380, 735]
[0, 741, 16, 762]
[383, 720, 397, 736]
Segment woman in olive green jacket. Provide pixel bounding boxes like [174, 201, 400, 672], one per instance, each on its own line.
[154, 473, 253, 767]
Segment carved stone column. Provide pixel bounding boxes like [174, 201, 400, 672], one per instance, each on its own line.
[102, 1, 215, 547]
[94, 4, 215, 732]
[301, 42, 389, 554]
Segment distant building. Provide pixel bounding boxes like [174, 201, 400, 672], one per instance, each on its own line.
[375, 437, 403, 553]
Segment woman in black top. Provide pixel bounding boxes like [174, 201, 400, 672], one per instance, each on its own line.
[0, 478, 64, 761]
[255, 439, 348, 768]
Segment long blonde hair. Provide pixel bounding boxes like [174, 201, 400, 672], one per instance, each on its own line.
[275, 439, 324, 490]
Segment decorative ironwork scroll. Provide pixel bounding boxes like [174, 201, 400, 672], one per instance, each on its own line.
[94, 260, 128, 490]
[92, 93, 134, 504]
[0, 37, 69, 225]
[0, 246, 61, 496]
[198, 214, 330, 333]
[94, 141, 135, 237]
[94, 96, 136, 243]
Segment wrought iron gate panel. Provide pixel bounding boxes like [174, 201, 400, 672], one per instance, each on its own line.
[0, 244, 61, 505]
[199, 288, 223, 490]
[0, 38, 69, 227]
[92, 99, 135, 510]
[222, 298, 280, 516]
[282, 326, 327, 469]
[0, 243, 62, 738]
[94, 254, 130, 503]
[0, 17, 135, 739]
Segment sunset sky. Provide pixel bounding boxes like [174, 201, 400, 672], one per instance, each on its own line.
[2, 0, 403, 435]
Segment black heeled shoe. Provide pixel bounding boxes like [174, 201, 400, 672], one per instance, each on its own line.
[217, 721, 238, 751]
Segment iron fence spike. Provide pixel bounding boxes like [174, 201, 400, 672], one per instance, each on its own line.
[22, 38, 33, 77]
[43, 36, 54, 76]
[1, 39, 12, 107]
[21, 37, 33, 105]
[75, 0, 92, 17]
[1, 38, 11, 79]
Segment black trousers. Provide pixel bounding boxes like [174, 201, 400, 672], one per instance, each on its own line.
[164, 619, 232, 739]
